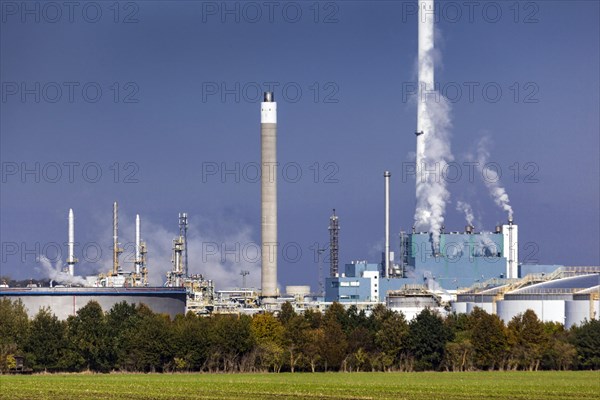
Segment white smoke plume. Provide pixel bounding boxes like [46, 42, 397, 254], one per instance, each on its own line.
[455, 201, 475, 227]
[36, 256, 87, 286]
[423, 271, 449, 294]
[446, 239, 464, 259]
[414, 0, 454, 252]
[477, 136, 513, 220]
[478, 231, 499, 257]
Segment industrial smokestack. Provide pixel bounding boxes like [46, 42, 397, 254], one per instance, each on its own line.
[135, 214, 141, 274]
[261, 91, 278, 298]
[67, 208, 76, 276]
[384, 171, 391, 278]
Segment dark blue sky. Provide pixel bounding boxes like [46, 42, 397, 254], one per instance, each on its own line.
[1, 1, 599, 289]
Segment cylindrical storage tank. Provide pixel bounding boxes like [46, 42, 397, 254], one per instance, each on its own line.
[452, 301, 468, 314]
[285, 285, 311, 298]
[496, 300, 512, 322]
[0, 287, 187, 320]
[466, 301, 493, 314]
[497, 299, 566, 324]
[565, 299, 600, 328]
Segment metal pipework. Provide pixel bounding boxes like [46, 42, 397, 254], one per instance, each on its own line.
[384, 171, 391, 278]
[261, 91, 278, 298]
[179, 213, 189, 277]
[67, 208, 76, 276]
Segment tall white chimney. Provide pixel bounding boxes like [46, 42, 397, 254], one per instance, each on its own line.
[384, 171, 391, 278]
[261, 91, 278, 299]
[502, 217, 519, 279]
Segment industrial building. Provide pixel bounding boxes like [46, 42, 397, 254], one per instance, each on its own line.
[325, 169, 519, 304]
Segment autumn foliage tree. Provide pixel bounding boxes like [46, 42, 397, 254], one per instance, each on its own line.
[1, 299, 598, 373]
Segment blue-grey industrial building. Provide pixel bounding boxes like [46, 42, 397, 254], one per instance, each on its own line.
[325, 229, 516, 303]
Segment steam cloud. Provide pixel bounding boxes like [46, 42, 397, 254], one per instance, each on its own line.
[414, 0, 454, 251]
[477, 136, 513, 220]
[478, 231, 499, 257]
[91, 212, 262, 289]
[423, 270, 449, 294]
[37, 256, 87, 286]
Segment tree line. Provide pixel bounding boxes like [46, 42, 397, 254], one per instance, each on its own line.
[0, 298, 598, 373]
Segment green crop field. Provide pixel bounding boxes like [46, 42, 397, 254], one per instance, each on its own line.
[1, 371, 598, 400]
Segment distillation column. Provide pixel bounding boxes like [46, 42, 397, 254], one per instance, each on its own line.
[66, 208, 77, 276]
[112, 201, 122, 275]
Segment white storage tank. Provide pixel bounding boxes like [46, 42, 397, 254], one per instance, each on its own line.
[565, 297, 600, 328]
[496, 299, 565, 324]
[451, 302, 468, 314]
[285, 285, 311, 301]
[466, 301, 494, 314]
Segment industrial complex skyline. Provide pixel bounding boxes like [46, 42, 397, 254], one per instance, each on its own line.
[1, 1, 599, 291]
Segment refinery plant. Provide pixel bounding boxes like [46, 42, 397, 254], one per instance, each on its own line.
[2, 87, 597, 326]
[1, 1, 598, 328]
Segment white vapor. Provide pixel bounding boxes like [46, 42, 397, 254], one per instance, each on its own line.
[477, 136, 513, 220]
[478, 231, 499, 257]
[455, 201, 475, 227]
[423, 270, 449, 294]
[36, 256, 87, 286]
[414, 0, 453, 251]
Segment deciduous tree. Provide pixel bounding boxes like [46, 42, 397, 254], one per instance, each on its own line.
[571, 319, 600, 370]
[408, 308, 451, 371]
[25, 308, 66, 371]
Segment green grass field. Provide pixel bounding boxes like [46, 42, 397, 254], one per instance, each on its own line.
[1, 371, 598, 400]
